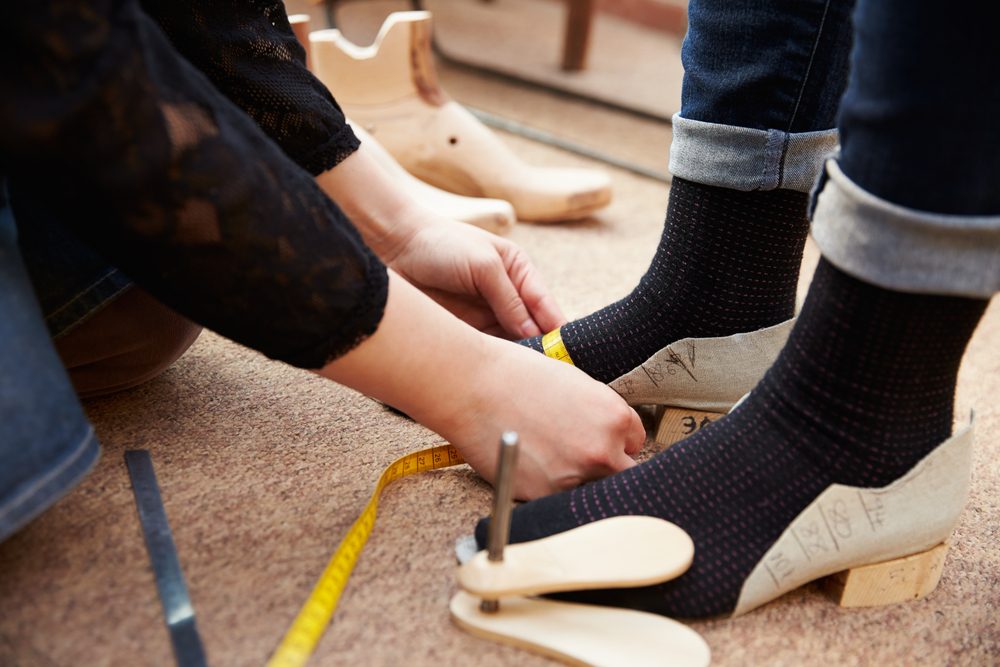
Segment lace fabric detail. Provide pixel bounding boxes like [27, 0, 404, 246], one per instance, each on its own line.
[142, 0, 360, 175]
[1, 0, 386, 368]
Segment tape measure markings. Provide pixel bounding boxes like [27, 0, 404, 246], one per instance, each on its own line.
[267, 442, 465, 667]
[541, 329, 575, 366]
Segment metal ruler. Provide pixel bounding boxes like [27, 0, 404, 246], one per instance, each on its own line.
[125, 450, 209, 667]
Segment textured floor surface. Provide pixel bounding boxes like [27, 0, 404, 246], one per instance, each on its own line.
[1, 2, 998, 666]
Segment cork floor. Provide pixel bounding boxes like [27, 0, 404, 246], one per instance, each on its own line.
[1, 2, 998, 666]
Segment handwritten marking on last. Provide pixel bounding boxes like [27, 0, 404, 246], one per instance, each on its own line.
[681, 415, 714, 435]
[766, 550, 797, 586]
[827, 499, 853, 540]
[663, 346, 698, 382]
[641, 364, 664, 387]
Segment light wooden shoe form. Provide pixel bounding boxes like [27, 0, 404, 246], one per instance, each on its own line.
[734, 423, 973, 615]
[451, 592, 710, 667]
[350, 121, 516, 234]
[453, 516, 709, 667]
[458, 516, 694, 598]
[309, 12, 613, 223]
[541, 319, 794, 447]
[287, 13, 516, 234]
[608, 319, 795, 446]
[453, 436, 708, 666]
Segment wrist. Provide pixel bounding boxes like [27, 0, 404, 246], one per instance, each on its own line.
[314, 143, 435, 262]
[318, 272, 492, 434]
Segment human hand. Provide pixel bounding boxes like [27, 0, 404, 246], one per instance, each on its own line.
[437, 335, 645, 500]
[385, 218, 566, 339]
[321, 273, 642, 500]
[316, 144, 564, 338]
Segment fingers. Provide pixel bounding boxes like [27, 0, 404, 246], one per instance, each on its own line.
[623, 407, 646, 456]
[473, 257, 544, 338]
[608, 448, 639, 472]
[502, 248, 567, 333]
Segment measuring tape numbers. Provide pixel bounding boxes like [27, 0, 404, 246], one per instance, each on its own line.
[541, 329, 575, 366]
[267, 442, 465, 667]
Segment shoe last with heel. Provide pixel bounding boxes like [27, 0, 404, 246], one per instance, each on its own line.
[731, 423, 972, 615]
[287, 12, 516, 234]
[456, 424, 971, 619]
[543, 319, 795, 446]
[309, 11, 613, 223]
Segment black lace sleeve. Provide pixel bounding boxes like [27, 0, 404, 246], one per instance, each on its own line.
[0, 0, 387, 369]
[141, 0, 360, 175]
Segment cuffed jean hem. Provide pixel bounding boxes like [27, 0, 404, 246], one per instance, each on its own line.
[812, 160, 1000, 298]
[669, 114, 838, 193]
[0, 425, 100, 542]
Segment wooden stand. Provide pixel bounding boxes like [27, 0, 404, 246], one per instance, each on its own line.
[453, 516, 708, 667]
[562, 0, 596, 71]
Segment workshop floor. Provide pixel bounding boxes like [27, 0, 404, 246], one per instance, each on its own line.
[1, 1, 998, 665]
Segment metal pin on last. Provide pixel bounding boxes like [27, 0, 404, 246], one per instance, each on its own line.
[480, 431, 519, 613]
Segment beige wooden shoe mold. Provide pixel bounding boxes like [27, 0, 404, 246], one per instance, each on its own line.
[733, 424, 972, 615]
[458, 516, 694, 599]
[454, 517, 707, 667]
[450, 591, 711, 667]
[286, 13, 515, 233]
[309, 12, 613, 223]
[349, 121, 516, 234]
[607, 319, 793, 446]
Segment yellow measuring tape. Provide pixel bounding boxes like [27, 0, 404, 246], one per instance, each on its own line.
[542, 328, 575, 366]
[267, 442, 465, 667]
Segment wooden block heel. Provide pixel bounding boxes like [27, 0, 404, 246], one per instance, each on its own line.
[655, 407, 724, 447]
[822, 542, 949, 608]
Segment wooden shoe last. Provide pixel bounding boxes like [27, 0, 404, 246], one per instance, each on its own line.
[734, 425, 972, 615]
[310, 12, 613, 223]
[351, 122, 516, 234]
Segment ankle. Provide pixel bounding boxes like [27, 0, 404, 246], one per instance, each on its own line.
[749, 258, 986, 485]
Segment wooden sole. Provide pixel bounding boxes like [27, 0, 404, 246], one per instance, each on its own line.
[655, 406, 724, 447]
[458, 516, 693, 599]
[450, 591, 711, 667]
[823, 542, 949, 608]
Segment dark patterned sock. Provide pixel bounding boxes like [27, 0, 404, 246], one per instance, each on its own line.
[522, 177, 810, 382]
[482, 258, 986, 618]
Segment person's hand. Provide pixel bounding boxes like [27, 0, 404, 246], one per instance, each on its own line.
[315, 144, 564, 338]
[442, 334, 646, 499]
[321, 273, 645, 500]
[385, 219, 565, 338]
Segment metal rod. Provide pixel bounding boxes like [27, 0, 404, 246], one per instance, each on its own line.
[480, 431, 519, 613]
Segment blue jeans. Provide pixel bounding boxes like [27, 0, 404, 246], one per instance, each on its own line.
[0, 193, 102, 542]
[11, 185, 134, 338]
[672, 0, 1000, 296]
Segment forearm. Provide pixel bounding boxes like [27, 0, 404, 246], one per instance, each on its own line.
[319, 270, 485, 428]
[1, 0, 388, 369]
[320, 271, 645, 499]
